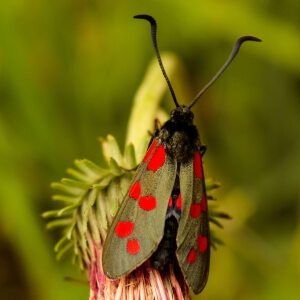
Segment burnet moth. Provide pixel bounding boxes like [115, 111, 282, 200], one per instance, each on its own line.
[103, 14, 261, 294]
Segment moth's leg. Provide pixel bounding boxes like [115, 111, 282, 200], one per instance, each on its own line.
[200, 145, 207, 156]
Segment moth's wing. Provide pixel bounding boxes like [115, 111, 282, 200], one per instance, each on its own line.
[176, 150, 210, 294]
[102, 140, 177, 279]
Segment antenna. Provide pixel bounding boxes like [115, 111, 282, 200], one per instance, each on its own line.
[134, 14, 180, 107]
[188, 36, 261, 109]
[134, 14, 261, 109]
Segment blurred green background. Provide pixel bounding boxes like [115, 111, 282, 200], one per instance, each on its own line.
[0, 1, 299, 299]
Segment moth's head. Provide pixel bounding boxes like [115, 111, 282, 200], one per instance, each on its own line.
[170, 106, 194, 125]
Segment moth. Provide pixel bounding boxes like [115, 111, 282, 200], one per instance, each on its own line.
[102, 14, 261, 294]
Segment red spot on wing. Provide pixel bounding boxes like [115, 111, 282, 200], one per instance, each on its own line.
[193, 151, 203, 179]
[139, 196, 156, 211]
[147, 145, 166, 171]
[175, 193, 182, 210]
[190, 203, 201, 218]
[115, 221, 134, 238]
[143, 140, 157, 163]
[201, 194, 207, 212]
[129, 181, 141, 200]
[168, 195, 172, 207]
[127, 238, 140, 255]
[187, 248, 197, 264]
[198, 234, 208, 253]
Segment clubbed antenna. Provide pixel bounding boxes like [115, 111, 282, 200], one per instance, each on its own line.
[134, 14, 180, 107]
[188, 36, 261, 109]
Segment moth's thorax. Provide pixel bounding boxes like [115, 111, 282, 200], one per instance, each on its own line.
[157, 106, 200, 163]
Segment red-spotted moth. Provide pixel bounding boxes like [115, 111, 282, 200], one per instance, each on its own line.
[102, 14, 261, 294]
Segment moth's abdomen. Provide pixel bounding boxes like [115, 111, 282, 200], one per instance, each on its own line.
[151, 216, 178, 271]
[151, 172, 181, 271]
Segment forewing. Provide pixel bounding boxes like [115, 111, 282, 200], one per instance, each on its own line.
[176, 150, 210, 294]
[102, 140, 177, 278]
